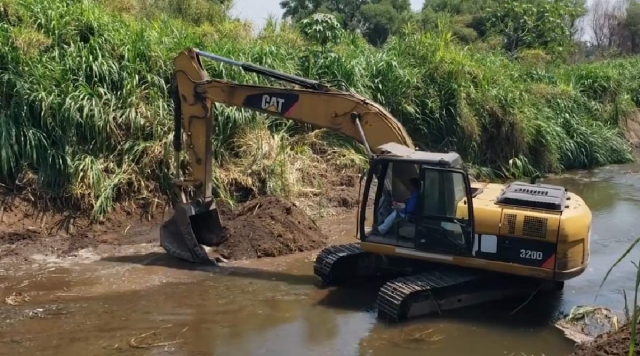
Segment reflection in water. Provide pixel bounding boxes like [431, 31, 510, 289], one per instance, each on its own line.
[546, 177, 620, 213]
[357, 290, 570, 356]
[543, 160, 640, 312]
[2, 157, 640, 356]
[303, 305, 339, 347]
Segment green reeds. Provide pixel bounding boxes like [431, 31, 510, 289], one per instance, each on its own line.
[597, 236, 640, 356]
[0, 0, 636, 220]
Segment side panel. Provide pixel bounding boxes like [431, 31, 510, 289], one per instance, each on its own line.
[470, 206, 561, 270]
[472, 234, 557, 269]
[499, 208, 561, 242]
[360, 242, 556, 280]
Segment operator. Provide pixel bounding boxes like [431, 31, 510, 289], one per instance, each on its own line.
[376, 177, 420, 235]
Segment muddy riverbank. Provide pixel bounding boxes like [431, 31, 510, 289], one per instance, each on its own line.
[1, 159, 640, 355]
[0, 170, 361, 264]
[570, 322, 639, 356]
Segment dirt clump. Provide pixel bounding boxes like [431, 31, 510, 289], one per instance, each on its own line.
[212, 196, 329, 260]
[570, 323, 639, 356]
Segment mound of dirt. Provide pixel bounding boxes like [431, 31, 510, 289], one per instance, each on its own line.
[213, 196, 329, 260]
[570, 323, 639, 356]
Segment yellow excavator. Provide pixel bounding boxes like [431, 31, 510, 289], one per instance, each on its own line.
[160, 48, 592, 321]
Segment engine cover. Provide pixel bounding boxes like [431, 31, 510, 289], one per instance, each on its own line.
[496, 181, 568, 211]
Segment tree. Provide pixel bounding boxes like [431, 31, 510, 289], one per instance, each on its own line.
[359, 0, 409, 45]
[280, 0, 412, 46]
[279, 0, 317, 21]
[298, 13, 345, 47]
[587, 0, 627, 50]
[422, 0, 493, 16]
[484, 0, 586, 54]
[622, 1, 640, 53]
[419, 0, 494, 43]
[280, 0, 367, 30]
[583, 0, 640, 55]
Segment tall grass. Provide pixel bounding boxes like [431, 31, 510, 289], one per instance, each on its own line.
[598, 236, 640, 355]
[0, 0, 636, 220]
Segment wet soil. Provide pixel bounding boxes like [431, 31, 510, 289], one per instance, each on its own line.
[0, 172, 359, 264]
[213, 196, 328, 260]
[571, 322, 639, 356]
[0, 193, 163, 263]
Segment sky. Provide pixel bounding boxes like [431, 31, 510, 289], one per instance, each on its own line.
[229, 0, 425, 29]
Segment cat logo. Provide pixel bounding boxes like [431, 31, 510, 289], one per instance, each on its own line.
[242, 92, 300, 115]
[261, 95, 285, 113]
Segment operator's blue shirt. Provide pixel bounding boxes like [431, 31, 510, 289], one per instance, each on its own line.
[400, 191, 418, 215]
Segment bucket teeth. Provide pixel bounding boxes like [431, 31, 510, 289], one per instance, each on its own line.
[160, 215, 210, 263]
[160, 198, 224, 264]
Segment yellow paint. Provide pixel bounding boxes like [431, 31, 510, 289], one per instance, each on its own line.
[172, 48, 592, 283]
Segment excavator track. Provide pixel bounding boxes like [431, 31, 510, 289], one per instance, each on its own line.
[376, 269, 545, 322]
[376, 269, 480, 321]
[313, 243, 375, 285]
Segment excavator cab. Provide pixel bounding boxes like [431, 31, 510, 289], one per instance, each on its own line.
[358, 144, 475, 258]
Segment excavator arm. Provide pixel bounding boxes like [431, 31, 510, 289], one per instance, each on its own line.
[160, 48, 416, 263]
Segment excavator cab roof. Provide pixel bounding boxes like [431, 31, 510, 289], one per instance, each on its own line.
[375, 143, 463, 169]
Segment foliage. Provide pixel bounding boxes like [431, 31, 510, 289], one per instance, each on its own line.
[420, 0, 494, 38]
[280, 0, 412, 46]
[484, 0, 586, 54]
[0, 0, 635, 220]
[584, 0, 640, 56]
[298, 13, 344, 47]
[597, 235, 640, 356]
[623, 1, 640, 53]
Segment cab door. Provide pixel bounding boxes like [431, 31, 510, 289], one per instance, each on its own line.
[414, 165, 475, 256]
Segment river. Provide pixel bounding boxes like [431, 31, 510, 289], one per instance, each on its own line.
[1, 156, 639, 356]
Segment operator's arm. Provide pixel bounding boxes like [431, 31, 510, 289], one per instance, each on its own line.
[400, 193, 418, 215]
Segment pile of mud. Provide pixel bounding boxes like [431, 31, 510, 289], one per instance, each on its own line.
[212, 196, 329, 260]
[570, 322, 639, 356]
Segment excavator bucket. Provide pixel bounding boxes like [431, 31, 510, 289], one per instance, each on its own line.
[159, 198, 225, 264]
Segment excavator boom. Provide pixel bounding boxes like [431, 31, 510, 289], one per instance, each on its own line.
[161, 48, 416, 263]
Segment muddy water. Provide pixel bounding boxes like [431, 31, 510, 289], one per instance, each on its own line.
[1, 159, 640, 356]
